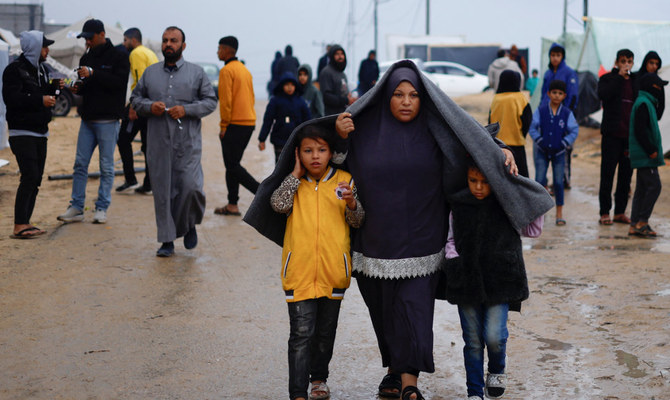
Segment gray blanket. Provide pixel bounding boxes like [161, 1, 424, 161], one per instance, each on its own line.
[244, 60, 553, 247]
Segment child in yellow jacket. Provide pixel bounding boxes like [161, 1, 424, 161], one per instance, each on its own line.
[271, 125, 364, 400]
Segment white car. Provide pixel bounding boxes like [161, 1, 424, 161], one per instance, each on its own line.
[421, 61, 489, 97]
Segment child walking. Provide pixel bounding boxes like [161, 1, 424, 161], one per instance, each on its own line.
[259, 72, 311, 163]
[529, 79, 579, 225]
[489, 70, 532, 177]
[444, 162, 543, 400]
[628, 73, 667, 238]
[271, 125, 365, 400]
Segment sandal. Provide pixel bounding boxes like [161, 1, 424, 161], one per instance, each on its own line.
[378, 373, 402, 398]
[9, 226, 45, 239]
[309, 381, 330, 400]
[598, 215, 613, 225]
[484, 373, 506, 399]
[401, 385, 425, 400]
[613, 214, 631, 224]
[555, 218, 566, 226]
[214, 205, 241, 216]
[630, 224, 657, 238]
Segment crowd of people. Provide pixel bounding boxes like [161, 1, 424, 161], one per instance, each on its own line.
[2, 19, 666, 400]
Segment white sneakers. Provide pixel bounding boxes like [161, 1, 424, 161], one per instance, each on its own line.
[57, 207, 107, 224]
[57, 206, 84, 223]
[93, 209, 107, 224]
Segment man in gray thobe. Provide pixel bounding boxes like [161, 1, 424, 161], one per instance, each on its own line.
[131, 26, 217, 257]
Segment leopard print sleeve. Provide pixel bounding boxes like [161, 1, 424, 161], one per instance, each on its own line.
[345, 184, 365, 228]
[271, 174, 300, 214]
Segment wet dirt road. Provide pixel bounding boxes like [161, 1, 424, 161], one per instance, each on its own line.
[0, 100, 668, 399]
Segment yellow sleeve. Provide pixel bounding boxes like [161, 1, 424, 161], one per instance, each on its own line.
[219, 66, 234, 130]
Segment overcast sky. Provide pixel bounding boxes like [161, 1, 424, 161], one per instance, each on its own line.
[30, 0, 670, 98]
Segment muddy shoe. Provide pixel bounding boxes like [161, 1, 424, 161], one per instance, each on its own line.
[57, 206, 84, 223]
[484, 373, 505, 399]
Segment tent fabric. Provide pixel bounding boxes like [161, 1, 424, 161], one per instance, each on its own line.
[47, 17, 161, 69]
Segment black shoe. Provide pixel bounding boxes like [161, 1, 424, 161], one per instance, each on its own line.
[156, 242, 174, 257]
[134, 185, 152, 195]
[116, 181, 139, 192]
[184, 227, 197, 250]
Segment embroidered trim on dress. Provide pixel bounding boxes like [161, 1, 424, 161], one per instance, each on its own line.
[352, 250, 444, 279]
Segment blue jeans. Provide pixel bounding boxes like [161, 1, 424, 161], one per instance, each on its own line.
[458, 303, 509, 399]
[70, 121, 119, 211]
[287, 298, 341, 400]
[533, 143, 566, 206]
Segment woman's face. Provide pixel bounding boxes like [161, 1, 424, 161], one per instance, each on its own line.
[390, 81, 420, 122]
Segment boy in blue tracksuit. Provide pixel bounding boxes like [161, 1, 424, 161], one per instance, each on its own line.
[530, 80, 579, 225]
[258, 72, 311, 162]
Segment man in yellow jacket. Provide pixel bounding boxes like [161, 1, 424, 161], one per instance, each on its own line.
[215, 36, 259, 216]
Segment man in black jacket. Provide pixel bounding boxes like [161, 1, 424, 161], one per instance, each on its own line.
[57, 19, 129, 224]
[597, 49, 636, 226]
[3, 30, 60, 238]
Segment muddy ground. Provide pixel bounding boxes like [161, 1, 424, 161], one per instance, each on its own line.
[0, 93, 668, 399]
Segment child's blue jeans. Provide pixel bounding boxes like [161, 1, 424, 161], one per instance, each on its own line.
[533, 143, 566, 206]
[287, 297, 341, 400]
[458, 303, 509, 399]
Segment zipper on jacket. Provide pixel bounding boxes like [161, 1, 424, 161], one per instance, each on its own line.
[315, 179, 320, 295]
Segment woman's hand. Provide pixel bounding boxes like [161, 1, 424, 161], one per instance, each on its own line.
[335, 112, 355, 139]
[291, 148, 306, 179]
[502, 148, 518, 176]
[337, 181, 356, 210]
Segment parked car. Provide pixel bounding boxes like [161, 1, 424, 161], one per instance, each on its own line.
[195, 62, 220, 98]
[421, 61, 489, 97]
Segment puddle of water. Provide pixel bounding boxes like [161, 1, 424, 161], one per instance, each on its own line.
[615, 350, 647, 378]
[657, 289, 670, 297]
[537, 337, 573, 351]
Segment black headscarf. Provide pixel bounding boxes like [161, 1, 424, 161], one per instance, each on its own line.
[347, 67, 444, 259]
[496, 70, 521, 93]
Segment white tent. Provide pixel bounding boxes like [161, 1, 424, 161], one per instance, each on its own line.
[532, 17, 670, 155]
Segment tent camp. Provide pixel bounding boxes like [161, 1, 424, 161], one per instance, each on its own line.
[531, 16, 670, 155]
[47, 17, 161, 69]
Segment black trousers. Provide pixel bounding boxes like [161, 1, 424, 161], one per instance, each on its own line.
[508, 145, 529, 178]
[598, 135, 632, 216]
[631, 167, 662, 225]
[117, 106, 150, 189]
[287, 298, 341, 400]
[220, 124, 259, 205]
[9, 136, 47, 225]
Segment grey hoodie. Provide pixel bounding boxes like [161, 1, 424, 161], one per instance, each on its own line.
[298, 63, 324, 118]
[19, 30, 43, 68]
[487, 56, 524, 92]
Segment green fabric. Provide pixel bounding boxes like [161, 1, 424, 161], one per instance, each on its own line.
[629, 91, 665, 169]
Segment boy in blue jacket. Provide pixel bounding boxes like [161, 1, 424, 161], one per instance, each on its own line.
[530, 80, 579, 225]
[258, 72, 311, 162]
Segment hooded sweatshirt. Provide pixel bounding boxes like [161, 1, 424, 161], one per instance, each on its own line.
[318, 45, 349, 115]
[2, 30, 53, 135]
[276, 45, 299, 77]
[298, 64, 324, 118]
[540, 43, 579, 111]
[487, 55, 524, 92]
[629, 73, 667, 169]
[489, 70, 531, 147]
[258, 72, 311, 146]
[637, 51, 664, 120]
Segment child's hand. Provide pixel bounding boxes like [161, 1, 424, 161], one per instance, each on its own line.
[337, 181, 356, 210]
[258, 141, 266, 151]
[291, 148, 305, 178]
